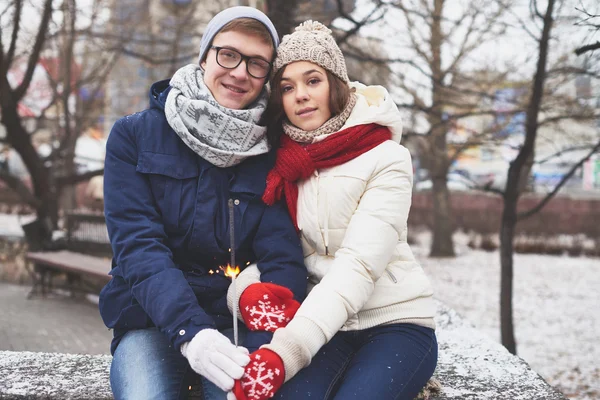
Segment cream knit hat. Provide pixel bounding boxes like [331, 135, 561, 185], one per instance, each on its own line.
[273, 21, 349, 83]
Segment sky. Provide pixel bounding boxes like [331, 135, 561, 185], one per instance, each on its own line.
[333, 0, 600, 106]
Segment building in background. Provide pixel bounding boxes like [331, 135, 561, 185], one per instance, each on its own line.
[441, 76, 600, 193]
[105, 0, 252, 133]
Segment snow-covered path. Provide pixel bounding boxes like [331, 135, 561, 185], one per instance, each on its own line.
[413, 231, 600, 400]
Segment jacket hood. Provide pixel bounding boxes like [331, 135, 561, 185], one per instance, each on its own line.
[149, 79, 171, 111]
[339, 82, 403, 143]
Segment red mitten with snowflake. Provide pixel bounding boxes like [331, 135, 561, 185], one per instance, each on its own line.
[239, 283, 300, 332]
[233, 348, 285, 400]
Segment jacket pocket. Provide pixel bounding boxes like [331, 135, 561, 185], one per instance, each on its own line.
[136, 152, 199, 233]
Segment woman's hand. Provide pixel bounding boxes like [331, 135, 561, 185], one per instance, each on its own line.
[239, 283, 300, 332]
[232, 348, 285, 400]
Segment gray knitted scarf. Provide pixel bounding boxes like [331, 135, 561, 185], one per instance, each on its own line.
[165, 64, 270, 167]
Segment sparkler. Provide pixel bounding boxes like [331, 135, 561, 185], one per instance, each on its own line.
[228, 199, 239, 346]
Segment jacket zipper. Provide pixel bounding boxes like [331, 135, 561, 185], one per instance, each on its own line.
[386, 269, 397, 283]
[315, 172, 329, 255]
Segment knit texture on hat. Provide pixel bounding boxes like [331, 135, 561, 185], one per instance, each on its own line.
[274, 20, 349, 83]
[198, 6, 279, 64]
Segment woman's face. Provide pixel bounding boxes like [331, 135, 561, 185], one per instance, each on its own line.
[280, 61, 332, 131]
[201, 30, 272, 109]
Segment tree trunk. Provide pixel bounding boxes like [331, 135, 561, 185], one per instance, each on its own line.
[428, 0, 455, 257]
[499, 181, 517, 354]
[57, 146, 78, 214]
[498, 0, 555, 355]
[265, 0, 299, 36]
[430, 170, 455, 257]
[0, 80, 54, 226]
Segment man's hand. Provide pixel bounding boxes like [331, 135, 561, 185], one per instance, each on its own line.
[181, 329, 250, 391]
[232, 348, 285, 400]
[239, 283, 300, 332]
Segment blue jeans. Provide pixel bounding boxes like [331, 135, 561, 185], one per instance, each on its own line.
[275, 323, 437, 400]
[110, 327, 247, 400]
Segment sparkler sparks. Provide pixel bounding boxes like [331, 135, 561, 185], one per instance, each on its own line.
[221, 264, 240, 278]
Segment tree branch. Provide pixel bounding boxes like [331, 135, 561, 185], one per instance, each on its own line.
[535, 144, 599, 164]
[0, 170, 42, 208]
[56, 168, 104, 187]
[393, 1, 432, 65]
[538, 112, 600, 126]
[518, 140, 600, 220]
[118, 47, 195, 66]
[335, 0, 384, 47]
[341, 46, 432, 80]
[14, 0, 54, 101]
[5, 0, 22, 72]
[575, 41, 600, 56]
[0, 0, 17, 77]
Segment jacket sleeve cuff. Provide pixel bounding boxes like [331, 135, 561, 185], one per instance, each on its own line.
[227, 263, 261, 321]
[171, 318, 216, 350]
[261, 316, 327, 382]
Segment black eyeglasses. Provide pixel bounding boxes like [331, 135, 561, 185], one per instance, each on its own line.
[210, 46, 272, 79]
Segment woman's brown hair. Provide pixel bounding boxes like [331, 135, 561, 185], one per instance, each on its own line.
[262, 67, 352, 148]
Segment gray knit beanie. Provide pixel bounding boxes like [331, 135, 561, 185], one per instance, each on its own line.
[273, 20, 349, 83]
[198, 6, 280, 64]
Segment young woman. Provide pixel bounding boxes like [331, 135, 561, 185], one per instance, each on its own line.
[99, 7, 306, 400]
[230, 21, 438, 400]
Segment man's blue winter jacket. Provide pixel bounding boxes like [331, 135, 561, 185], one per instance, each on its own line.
[98, 80, 306, 354]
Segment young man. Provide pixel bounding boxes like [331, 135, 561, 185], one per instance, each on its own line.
[99, 7, 306, 400]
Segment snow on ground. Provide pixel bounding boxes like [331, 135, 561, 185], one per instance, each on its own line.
[0, 214, 32, 239]
[412, 230, 600, 400]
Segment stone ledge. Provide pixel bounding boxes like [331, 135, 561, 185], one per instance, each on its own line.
[0, 302, 566, 400]
[0, 351, 112, 399]
[433, 302, 565, 399]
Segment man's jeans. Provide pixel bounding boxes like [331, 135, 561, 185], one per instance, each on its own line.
[275, 323, 437, 400]
[110, 327, 247, 400]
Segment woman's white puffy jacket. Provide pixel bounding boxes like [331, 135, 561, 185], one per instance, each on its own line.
[229, 82, 436, 381]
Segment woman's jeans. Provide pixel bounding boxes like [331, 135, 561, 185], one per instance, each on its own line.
[275, 323, 437, 400]
[110, 327, 247, 400]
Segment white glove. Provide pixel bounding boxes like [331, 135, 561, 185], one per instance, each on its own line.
[227, 392, 238, 400]
[181, 329, 250, 392]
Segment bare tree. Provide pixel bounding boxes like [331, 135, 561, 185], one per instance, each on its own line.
[498, 0, 600, 354]
[265, 0, 357, 37]
[1, 0, 56, 222]
[266, 0, 301, 36]
[383, 0, 513, 256]
[102, 0, 207, 129]
[0, 0, 120, 234]
[574, 2, 599, 55]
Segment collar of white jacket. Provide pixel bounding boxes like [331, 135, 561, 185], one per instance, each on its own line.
[336, 81, 404, 144]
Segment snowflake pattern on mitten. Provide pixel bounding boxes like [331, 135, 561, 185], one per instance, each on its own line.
[239, 283, 300, 333]
[245, 294, 291, 331]
[237, 351, 285, 400]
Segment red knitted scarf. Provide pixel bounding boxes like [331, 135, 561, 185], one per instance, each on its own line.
[262, 123, 391, 230]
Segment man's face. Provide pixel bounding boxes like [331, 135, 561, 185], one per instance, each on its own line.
[201, 30, 273, 109]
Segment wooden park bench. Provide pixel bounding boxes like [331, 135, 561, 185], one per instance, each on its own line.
[24, 211, 113, 299]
